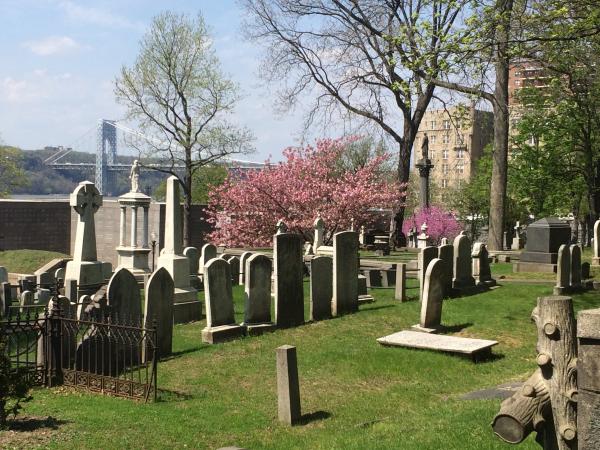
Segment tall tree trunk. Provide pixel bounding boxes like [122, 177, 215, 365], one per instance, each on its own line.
[394, 136, 413, 248]
[488, 0, 513, 251]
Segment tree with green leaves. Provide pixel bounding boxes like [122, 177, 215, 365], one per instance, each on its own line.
[152, 164, 228, 204]
[0, 333, 33, 429]
[242, 0, 471, 246]
[115, 11, 254, 246]
[0, 145, 27, 198]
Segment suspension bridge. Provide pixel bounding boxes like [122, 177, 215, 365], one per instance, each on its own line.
[44, 119, 264, 195]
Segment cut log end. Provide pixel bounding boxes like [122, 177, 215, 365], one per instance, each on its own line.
[492, 415, 526, 444]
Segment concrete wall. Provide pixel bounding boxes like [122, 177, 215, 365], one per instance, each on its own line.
[0, 199, 71, 253]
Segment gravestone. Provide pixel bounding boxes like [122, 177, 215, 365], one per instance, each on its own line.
[394, 263, 407, 302]
[417, 223, 430, 249]
[313, 214, 325, 252]
[239, 251, 253, 285]
[310, 256, 332, 321]
[553, 244, 570, 295]
[364, 269, 382, 288]
[452, 232, 476, 290]
[200, 243, 217, 276]
[157, 176, 199, 322]
[577, 308, 600, 450]
[20, 290, 34, 313]
[419, 246, 438, 298]
[515, 217, 571, 272]
[332, 231, 358, 316]
[570, 244, 582, 289]
[472, 243, 495, 286]
[0, 266, 8, 284]
[229, 256, 240, 287]
[143, 267, 174, 360]
[101, 262, 113, 280]
[36, 289, 52, 306]
[243, 254, 275, 335]
[76, 294, 92, 320]
[511, 222, 524, 250]
[413, 258, 445, 333]
[593, 219, 600, 266]
[64, 279, 78, 305]
[274, 233, 305, 327]
[36, 271, 54, 289]
[437, 243, 454, 295]
[54, 268, 65, 282]
[276, 345, 302, 425]
[106, 267, 141, 321]
[64, 181, 105, 292]
[202, 258, 244, 344]
[1, 282, 12, 318]
[183, 246, 200, 288]
[582, 262, 591, 280]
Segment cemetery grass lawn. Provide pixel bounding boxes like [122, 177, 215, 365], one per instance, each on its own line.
[15, 280, 600, 449]
[0, 249, 69, 274]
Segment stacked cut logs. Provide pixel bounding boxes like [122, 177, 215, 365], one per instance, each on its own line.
[492, 296, 578, 449]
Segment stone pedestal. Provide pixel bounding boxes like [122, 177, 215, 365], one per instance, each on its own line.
[116, 191, 151, 278]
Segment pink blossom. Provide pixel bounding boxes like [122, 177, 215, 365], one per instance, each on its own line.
[403, 206, 462, 245]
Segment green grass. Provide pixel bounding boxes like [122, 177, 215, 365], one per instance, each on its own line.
[8, 278, 600, 449]
[0, 249, 69, 274]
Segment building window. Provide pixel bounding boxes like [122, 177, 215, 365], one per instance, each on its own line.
[515, 71, 521, 77]
[442, 149, 449, 159]
[443, 119, 451, 130]
[430, 120, 436, 129]
[457, 148, 464, 159]
[442, 179, 448, 188]
[456, 133, 464, 145]
[430, 150, 435, 160]
[442, 134, 450, 144]
[515, 80, 521, 86]
[442, 164, 449, 174]
[430, 135, 436, 144]
[457, 162, 464, 174]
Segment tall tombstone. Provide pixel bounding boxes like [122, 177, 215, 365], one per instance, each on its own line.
[200, 243, 217, 276]
[157, 176, 199, 323]
[394, 263, 407, 302]
[243, 254, 275, 335]
[239, 251, 253, 285]
[437, 243, 454, 295]
[418, 246, 438, 299]
[413, 258, 445, 333]
[0, 266, 7, 284]
[143, 267, 174, 360]
[64, 181, 104, 291]
[332, 231, 358, 316]
[452, 232, 475, 290]
[1, 282, 12, 318]
[201, 258, 244, 344]
[554, 244, 571, 295]
[274, 233, 305, 327]
[593, 219, 600, 266]
[107, 267, 141, 321]
[472, 243, 495, 286]
[228, 256, 240, 287]
[310, 256, 333, 321]
[313, 214, 325, 252]
[569, 244, 582, 289]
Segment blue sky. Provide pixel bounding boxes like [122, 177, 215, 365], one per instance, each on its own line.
[0, 0, 311, 162]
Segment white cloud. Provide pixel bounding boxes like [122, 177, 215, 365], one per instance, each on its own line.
[23, 36, 82, 56]
[1, 77, 28, 102]
[58, 1, 144, 30]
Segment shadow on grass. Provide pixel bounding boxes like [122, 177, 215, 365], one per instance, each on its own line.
[156, 388, 193, 402]
[161, 346, 207, 361]
[297, 410, 331, 425]
[439, 322, 473, 333]
[474, 352, 505, 363]
[359, 304, 397, 313]
[7, 416, 69, 431]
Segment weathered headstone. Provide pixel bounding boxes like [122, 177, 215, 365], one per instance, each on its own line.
[36, 271, 54, 289]
[274, 233, 305, 327]
[64, 278, 78, 304]
[577, 308, 600, 450]
[364, 269, 382, 288]
[593, 219, 600, 266]
[76, 294, 92, 320]
[332, 231, 358, 316]
[200, 243, 217, 276]
[313, 214, 325, 252]
[515, 217, 571, 272]
[394, 263, 407, 302]
[452, 232, 476, 290]
[582, 262, 591, 280]
[310, 256, 332, 321]
[570, 244, 582, 289]
[143, 267, 174, 360]
[276, 345, 302, 425]
[157, 176, 199, 322]
[20, 290, 34, 313]
[106, 267, 141, 321]
[554, 244, 571, 295]
[54, 267, 65, 282]
[437, 243, 454, 294]
[417, 222, 430, 249]
[64, 181, 104, 291]
[36, 289, 52, 306]
[229, 256, 240, 287]
[472, 243, 495, 286]
[418, 246, 438, 298]
[183, 246, 200, 276]
[243, 254, 275, 335]
[0, 266, 7, 284]
[202, 258, 244, 344]
[1, 282, 12, 318]
[239, 251, 253, 285]
[413, 258, 445, 333]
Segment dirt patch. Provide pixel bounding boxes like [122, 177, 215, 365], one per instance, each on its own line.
[0, 415, 68, 449]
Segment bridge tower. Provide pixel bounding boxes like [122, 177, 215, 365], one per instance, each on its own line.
[96, 119, 117, 195]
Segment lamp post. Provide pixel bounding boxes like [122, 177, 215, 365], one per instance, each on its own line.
[150, 231, 157, 272]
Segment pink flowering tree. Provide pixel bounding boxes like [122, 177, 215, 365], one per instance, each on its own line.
[206, 138, 403, 247]
[402, 206, 462, 245]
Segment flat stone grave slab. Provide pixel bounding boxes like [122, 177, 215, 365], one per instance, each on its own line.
[377, 330, 498, 360]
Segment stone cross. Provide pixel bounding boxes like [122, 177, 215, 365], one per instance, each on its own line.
[70, 181, 102, 262]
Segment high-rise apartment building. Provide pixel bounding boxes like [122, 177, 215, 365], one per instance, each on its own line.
[414, 106, 494, 197]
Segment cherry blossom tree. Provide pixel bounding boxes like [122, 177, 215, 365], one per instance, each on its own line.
[207, 138, 403, 247]
[402, 206, 462, 246]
